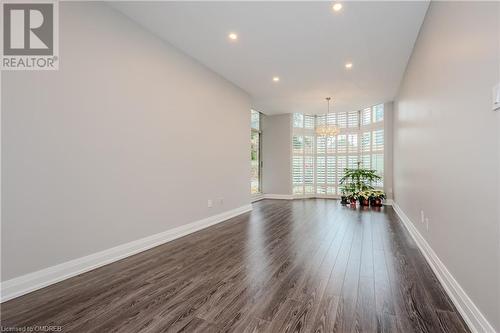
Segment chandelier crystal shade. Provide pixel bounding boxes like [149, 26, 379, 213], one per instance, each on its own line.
[315, 97, 339, 137]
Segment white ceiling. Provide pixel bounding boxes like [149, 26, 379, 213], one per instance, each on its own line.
[111, 1, 429, 115]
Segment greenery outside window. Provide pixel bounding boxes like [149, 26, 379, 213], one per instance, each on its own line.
[251, 110, 262, 194]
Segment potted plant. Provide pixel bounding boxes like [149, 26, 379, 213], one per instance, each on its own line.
[348, 193, 358, 205]
[358, 190, 371, 206]
[338, 162, 387, 208]
[369, 190, 386, 207]
[339, 165, 381, 193]
[340, 186, 349, 205]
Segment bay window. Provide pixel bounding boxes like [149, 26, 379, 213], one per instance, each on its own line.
[292, 104, 384, 196]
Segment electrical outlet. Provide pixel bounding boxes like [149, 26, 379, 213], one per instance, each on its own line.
[421, 210, 425, 223]
[425, 217, 429, 231]
[207, 199, 213, 208]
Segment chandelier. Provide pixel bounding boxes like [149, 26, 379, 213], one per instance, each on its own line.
[315, 97, 339, 137]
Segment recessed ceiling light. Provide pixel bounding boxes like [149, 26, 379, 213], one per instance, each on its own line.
[272, 76, 280, 82]
[345, 62, 353, 69]
[332, 3, 343, 12]
[228, 33, 238, 41]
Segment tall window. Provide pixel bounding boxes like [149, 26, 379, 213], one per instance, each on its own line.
[292, 104, 384, 196]
[251, 110, 262, 194]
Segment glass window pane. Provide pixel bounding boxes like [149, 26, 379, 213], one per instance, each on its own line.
[251, 131, 260, 194]
[251, 110, 260, 130]
[373, 104, 384, 122]
[293, 113, 304, 128]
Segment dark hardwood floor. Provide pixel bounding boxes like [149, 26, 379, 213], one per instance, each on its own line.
[1, 199, 469, 333]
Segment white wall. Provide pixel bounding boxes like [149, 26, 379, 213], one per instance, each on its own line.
[394, 2, 499, 330]
[261, 114, 292, 195]
[1, 2, 251, 281]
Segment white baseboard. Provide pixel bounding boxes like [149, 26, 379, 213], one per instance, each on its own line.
[392, 202, 496, 333]
[263, 194, 294, 200]
[0, 204, 253, 303]
[251, 194, 265, 202]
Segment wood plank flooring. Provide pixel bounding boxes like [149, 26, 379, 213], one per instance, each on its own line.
[0, 199, 470, 333]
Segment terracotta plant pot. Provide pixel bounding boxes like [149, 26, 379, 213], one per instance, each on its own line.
[370, 198, 383, 207]
[359, 198, 370, 206]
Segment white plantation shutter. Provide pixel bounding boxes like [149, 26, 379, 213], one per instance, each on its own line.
[348, 111, 359, 128]
[326, 137, 335, 154]
[337, 135, 347, 153]
[348, 134, 358, 153]
[304, 136, 314, 154]
[362, 108, 371, 126]
[337, 112, 347, 128]
[304, 156, 315, 194]
[293, 156, 303, 194]
[291, 105, 384, 196]
[292, 120, 316, 196]
[361, 154, 371, 169]
[372, 154, 384, 187]
[361, 132, 371, 152]
[292, 135, 304, 195]
[327, 156, 336, 185]
[327, 113, 336, 126]
[316, 156, 326, 194]
[317, 136, 326, 154]
[304, 115, 315, 129]
[372, 129, 384, 151]
[336, 156, 346, 194]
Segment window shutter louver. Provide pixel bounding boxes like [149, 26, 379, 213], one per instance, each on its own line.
[337, 112, 347, 128]
[362, 108, 371, 126]
[304, 115, 315, 129]
[348, 111, 359, 128]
